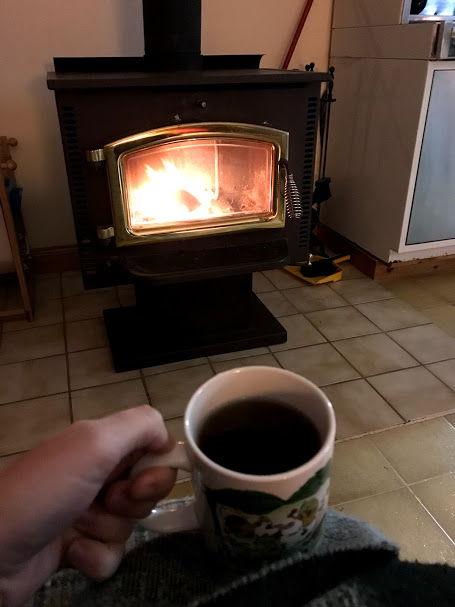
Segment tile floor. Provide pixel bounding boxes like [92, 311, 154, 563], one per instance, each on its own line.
[1, 268, 455, 565]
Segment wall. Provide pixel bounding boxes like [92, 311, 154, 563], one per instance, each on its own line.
[0, 0, 332, 250]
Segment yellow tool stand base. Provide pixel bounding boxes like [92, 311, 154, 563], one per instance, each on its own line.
[284, 255, 351, 286]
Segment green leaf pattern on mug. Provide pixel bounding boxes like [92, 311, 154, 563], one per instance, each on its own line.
[204, 461, 330, 515]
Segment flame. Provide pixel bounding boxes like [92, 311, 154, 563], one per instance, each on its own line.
[128, 160, 231, 229]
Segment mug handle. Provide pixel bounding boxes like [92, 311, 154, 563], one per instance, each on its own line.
[129, 442, 199, 533]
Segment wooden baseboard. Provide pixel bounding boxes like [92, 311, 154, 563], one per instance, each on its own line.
[317, 223, 386, 279]
[317, 224, 455, 280]
[29, 245, 80, 274]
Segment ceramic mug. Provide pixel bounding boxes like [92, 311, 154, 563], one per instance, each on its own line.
[131, 366, 336, 562]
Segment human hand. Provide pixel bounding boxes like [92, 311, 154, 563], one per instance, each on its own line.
[0, 406, 177, 607]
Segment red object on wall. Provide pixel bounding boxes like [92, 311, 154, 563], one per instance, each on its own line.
[281, 0, 316, 70]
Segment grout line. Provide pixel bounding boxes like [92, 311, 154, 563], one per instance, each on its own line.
[0, 449, 28, 460]
[331, 486, 407, 509]
[139, 368, 153, 406]
[0, 390, 70, 409]
[334, 419, 409, 444]
[60, 273, 74, 424]
[423, 363, 455, 396]
[2, 320, 65, 333]
[408, 486, 455, 549]
[206, 358, 217, 376]
[142, 360, 210, 377]
[268, 349, 285, 369]
[335, 412, 455, 445]
[408, 469, 455, 487]
[70, 376, 144, 394]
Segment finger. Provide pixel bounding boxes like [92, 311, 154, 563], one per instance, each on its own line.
[103, 468, 176, 518]
[128, 466, 177, 501]
[104, 434, 175, 485]
[73, 503, 133, 543]
[103, 480, 158, 519]
[0, 406, 169, 555]
[66, 537, 125, 580]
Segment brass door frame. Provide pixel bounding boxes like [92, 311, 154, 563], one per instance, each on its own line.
[104, 122, 289, 247]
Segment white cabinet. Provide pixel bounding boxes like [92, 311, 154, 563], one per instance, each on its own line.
[322, 2, 455, 263]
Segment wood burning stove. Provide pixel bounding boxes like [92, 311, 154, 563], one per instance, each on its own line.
[47, 1, 329, 372]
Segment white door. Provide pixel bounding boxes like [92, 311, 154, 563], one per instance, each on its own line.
[407, 69, 455, 244]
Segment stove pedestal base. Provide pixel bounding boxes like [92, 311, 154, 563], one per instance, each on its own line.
[103, 274, 287, 372]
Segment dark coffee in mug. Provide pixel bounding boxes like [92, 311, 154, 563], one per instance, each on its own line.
[197, 398, 321, 475]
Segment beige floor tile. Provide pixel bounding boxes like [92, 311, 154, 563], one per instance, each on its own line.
[331, 278, 394, 304]
[116, 284, 136, 307]
[212, 353, 280, 374]
[0, 355, 67, 405]
[62, 271, 112, 298]
[208, 348, 268, 363]
[262, 269, 304, 290]
[252, 272, 275, 293]
[388, 324, 455, 364]
[3, 299, 63, 332]
[412, 473, 455, 541]
[145, 365, 214, 420]
[143, 357, 209, 376]
[0, 324, 65, 365]
[340, 263, 366, 280]
[446, 413, 455, 427]
[275, 343, 360, 387]
[0, 452, 24, 473]
[72, 379, 148, 421]
[421, 305, 455, 337]
[330, 437, 404, 505]
[371, 418, 455, 483]
[333, 333, 419, 377]
[305, 307, 380, 342]
[63, 291, 119, 322]
[258, 291, 299, 317]
[427, 359, 455, 391]
[281, 285, 347, 314]
[66, 318, 108, 353]
[68, 347, 139, 390]
[368, 367, 455, 421]
[335, 488, 455, 565]
[62, 272, 85, 297]
[416, 273, 455, 304]
[167, 480, 193, 500]
[380, 278, 447, 310]
[355, 299, 430, 332]
[0, 394, 71, 456]
[34, 274, 62, 301]
[322, 379, 403, 440]
[269, 314, 326, 352]
[165, 417, 190, 481]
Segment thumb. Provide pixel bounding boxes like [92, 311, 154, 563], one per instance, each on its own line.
[0, 406, 169, 557]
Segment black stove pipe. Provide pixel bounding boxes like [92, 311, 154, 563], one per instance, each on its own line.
[142, 0, 202, 70]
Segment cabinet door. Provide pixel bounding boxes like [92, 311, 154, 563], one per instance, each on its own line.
[407, 70, 455, 244]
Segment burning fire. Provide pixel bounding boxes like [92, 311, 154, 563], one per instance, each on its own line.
[128, 160, 233, 229]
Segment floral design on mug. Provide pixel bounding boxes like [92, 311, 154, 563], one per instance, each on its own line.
[203, 461, 331, 559]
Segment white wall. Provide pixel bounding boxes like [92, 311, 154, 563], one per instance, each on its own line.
[0, 0, 332, 249]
